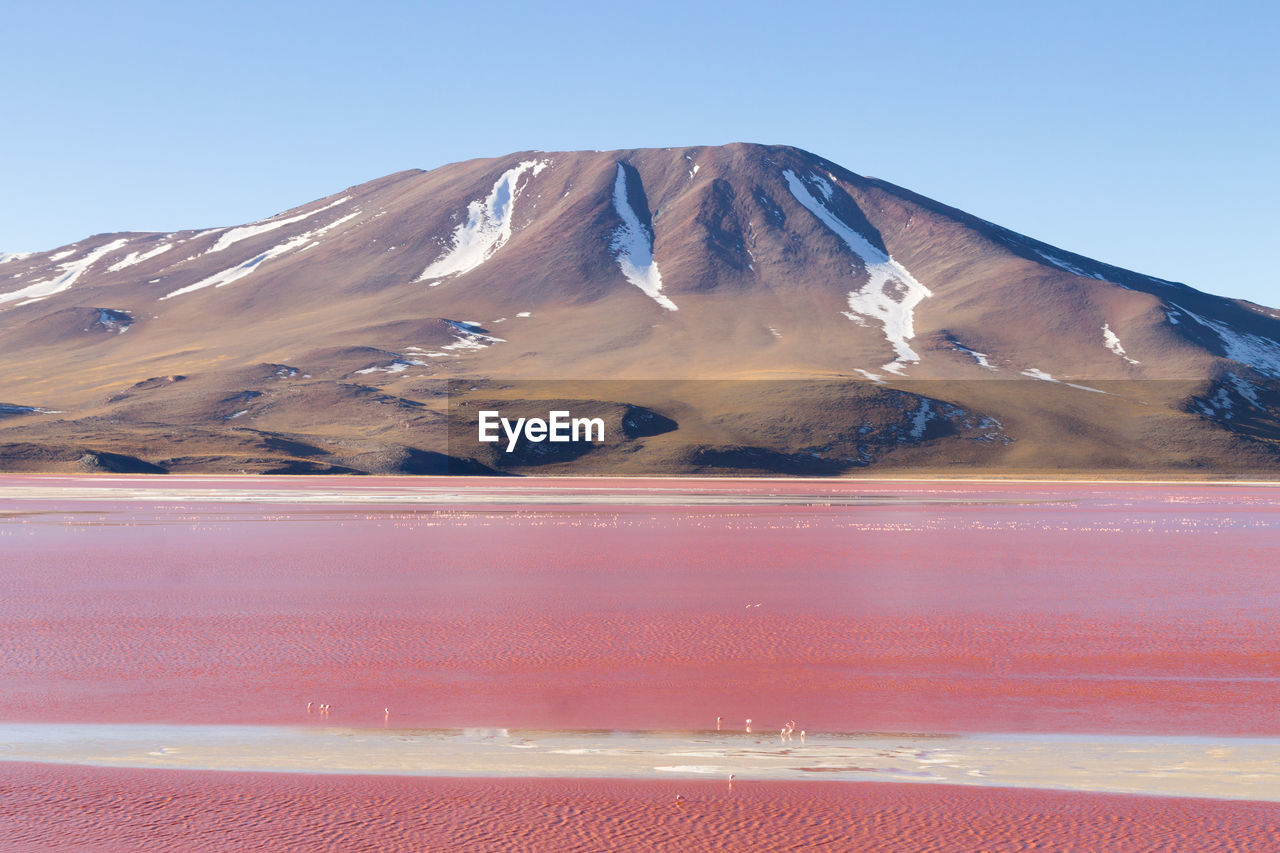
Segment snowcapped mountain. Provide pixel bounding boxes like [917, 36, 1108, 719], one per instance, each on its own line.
[2, 144, 1278, 475]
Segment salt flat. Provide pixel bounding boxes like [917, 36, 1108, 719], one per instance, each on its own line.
[4, 724, 1280, 802]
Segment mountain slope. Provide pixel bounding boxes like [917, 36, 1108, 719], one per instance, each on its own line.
[2, 144, 1278, 475]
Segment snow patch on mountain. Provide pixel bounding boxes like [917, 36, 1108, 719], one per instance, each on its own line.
[952, 341, 995, 370]
[859, 394, 1008, 449]
[0, 403, 62, 416]
[909, 400, 932, 439]
[783, 169, 931, 375]
[161, 211, 361, 300]
[1226, 373, 1262, 408]
[355, 358, 422, 375]
[1196, 387, 1233, 417]
[1170, 303, 1280, 378]
[404, 346, 451, 359]
[1021, 367, 1108, 394]
[1102, 323, 1140, 365]
[0, 252, 33, 265]
[440, 320, 506, 352]
[91, 309, 133, 334]
[684, 153, 700, 181]
[207, 196, 351, 255]
[809, 173, 835, 201]
[1032, 247, 1108, 282]
[416, 160, 547, 284]
[1193, 373, 1280, 420]
[107, 242, 174, 272]
[610, 163, 677, 311]
[754, 190, 785, 225]
[1190, 375, 1263, 420]
[0, 238, 130, 306]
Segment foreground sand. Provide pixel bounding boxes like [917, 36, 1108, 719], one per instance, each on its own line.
[3, 764, 1278, 852]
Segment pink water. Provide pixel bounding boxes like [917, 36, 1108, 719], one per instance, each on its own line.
[1, 477, 1277, 735]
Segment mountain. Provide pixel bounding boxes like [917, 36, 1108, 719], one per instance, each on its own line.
[2, 143, 1279, 476]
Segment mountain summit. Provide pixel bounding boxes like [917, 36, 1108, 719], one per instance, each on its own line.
[2, 144, 1278, 475]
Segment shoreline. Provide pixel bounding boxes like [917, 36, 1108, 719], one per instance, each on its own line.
[4, 724, 1280, 803]
[1, 475, 1279, 510]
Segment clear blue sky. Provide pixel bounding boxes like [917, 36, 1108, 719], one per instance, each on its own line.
[3, 0, 1276, 305]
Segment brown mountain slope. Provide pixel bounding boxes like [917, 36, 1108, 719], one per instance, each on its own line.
[2, 144, 1278, 475]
